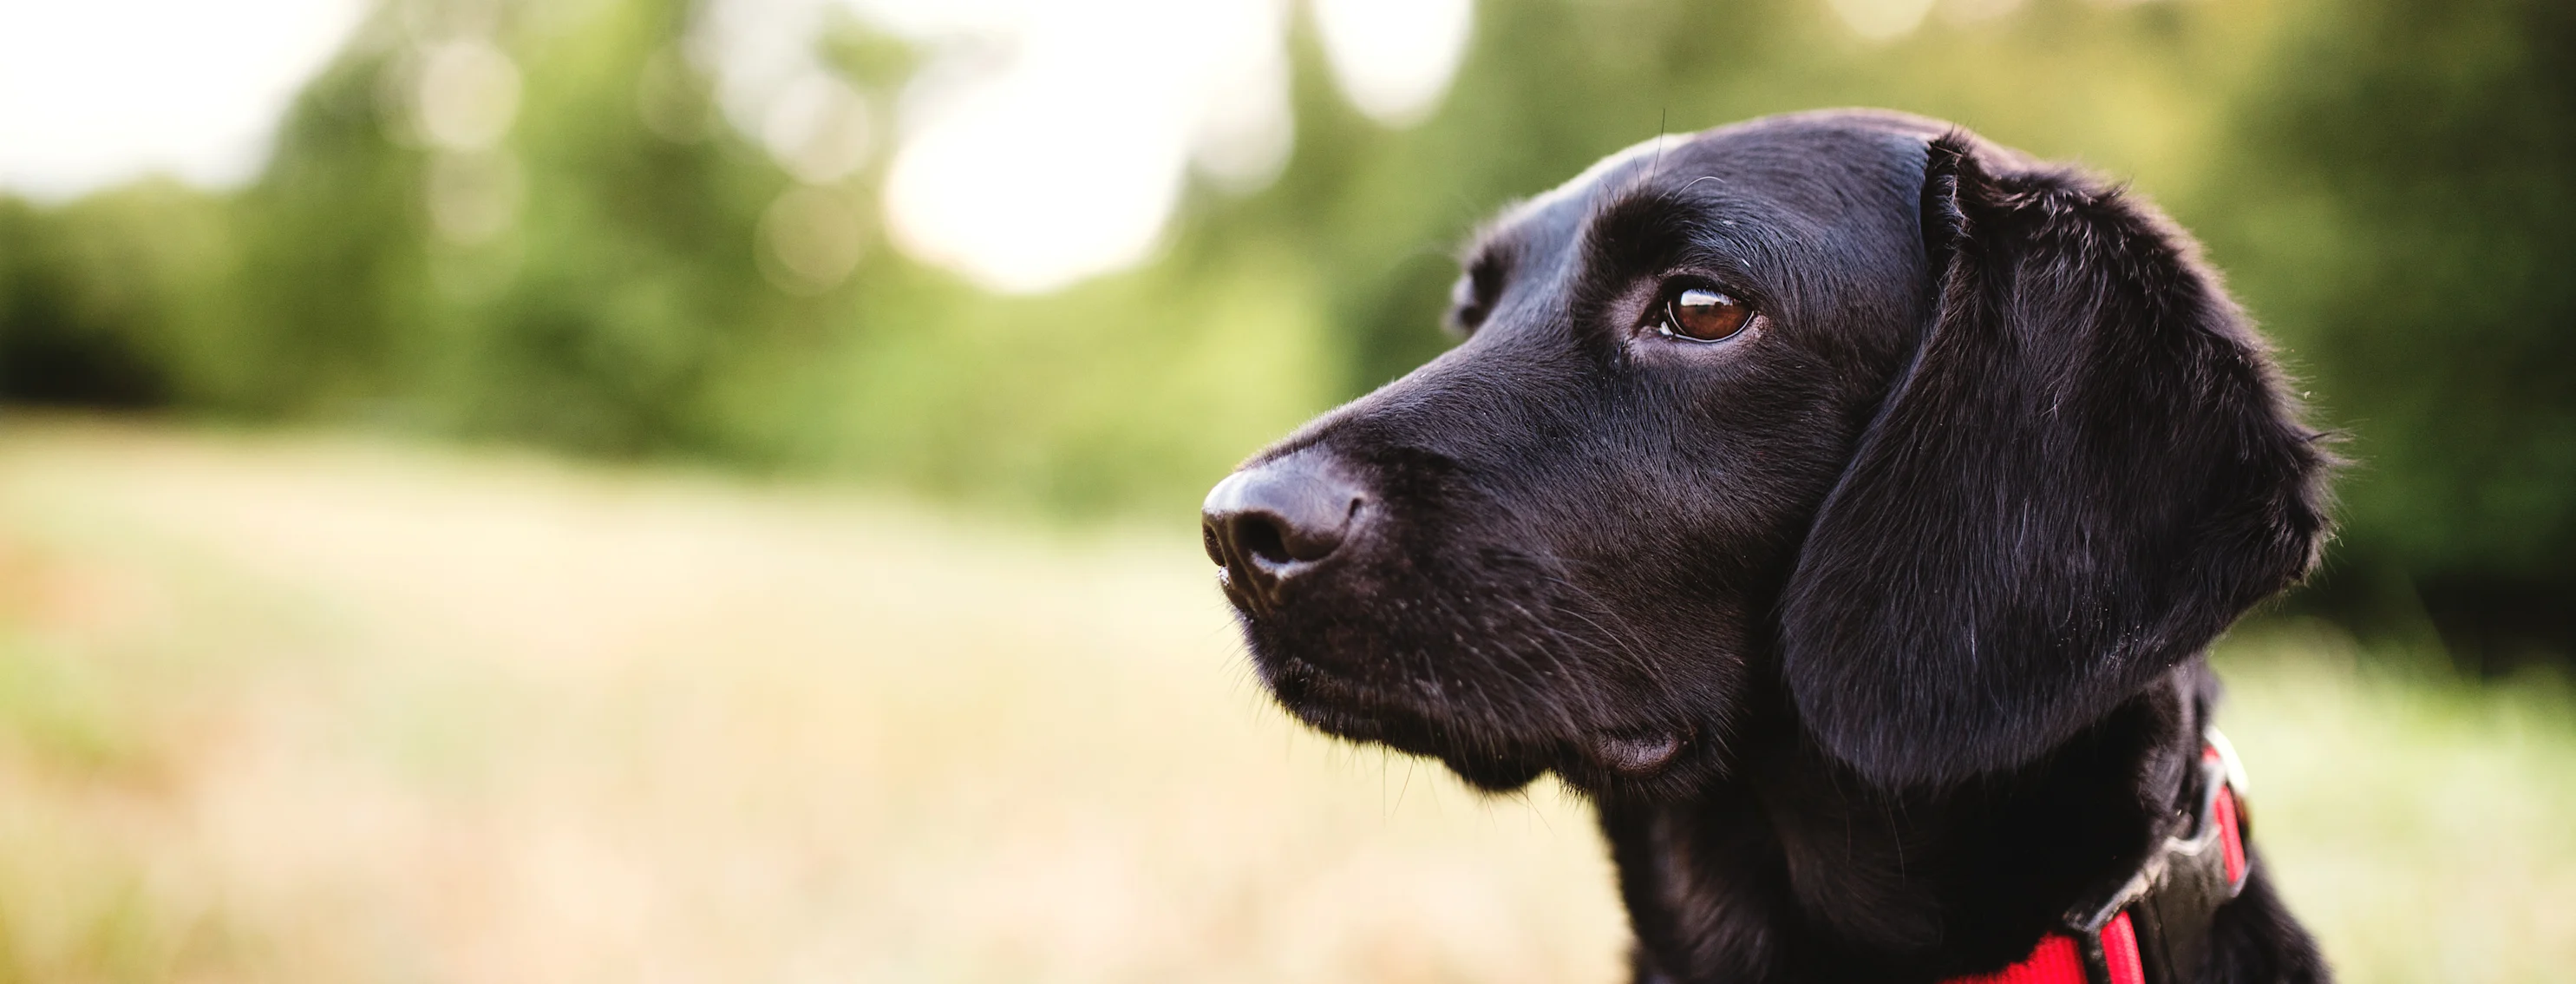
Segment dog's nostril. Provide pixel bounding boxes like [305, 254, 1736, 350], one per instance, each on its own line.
[1234, 513, 1297, 567]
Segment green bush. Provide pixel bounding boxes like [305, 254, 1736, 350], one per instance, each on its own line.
[2200, 0, 2576, 667]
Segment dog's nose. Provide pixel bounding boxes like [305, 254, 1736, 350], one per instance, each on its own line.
[1201, 453, 1364, 610]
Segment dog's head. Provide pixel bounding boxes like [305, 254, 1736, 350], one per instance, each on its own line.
[1201, 110, 2330, 797]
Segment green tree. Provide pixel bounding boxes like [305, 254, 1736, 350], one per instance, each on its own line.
[2207, 0, 2576, 668]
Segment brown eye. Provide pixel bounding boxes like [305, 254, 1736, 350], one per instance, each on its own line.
[1659, 287, 1752, 343]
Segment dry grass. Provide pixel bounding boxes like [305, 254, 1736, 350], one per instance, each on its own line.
[0, 420, 2566, 983]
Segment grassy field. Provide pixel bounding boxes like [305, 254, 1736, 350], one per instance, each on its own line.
[0, 421, 2566, 983]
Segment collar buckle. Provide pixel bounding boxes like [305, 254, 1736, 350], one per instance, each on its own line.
[2052, 726, 2252, 984]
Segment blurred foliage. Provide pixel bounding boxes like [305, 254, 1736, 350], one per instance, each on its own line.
[2200, 0, 2576, 672]
[0, 0, 2569, 663]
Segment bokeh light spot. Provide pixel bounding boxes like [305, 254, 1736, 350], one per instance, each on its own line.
[1827, 0, 1940, 41]
[761, 71, 876, 186]
[1309, 0, 1473, 127]
[415, 39, 523, 152]
[760, 185, 869, 294]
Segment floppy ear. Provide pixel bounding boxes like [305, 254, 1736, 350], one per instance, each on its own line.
[1779, 134, 2332, 787]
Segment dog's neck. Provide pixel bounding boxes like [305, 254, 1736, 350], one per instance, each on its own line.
[1600, 664, 2209, 983]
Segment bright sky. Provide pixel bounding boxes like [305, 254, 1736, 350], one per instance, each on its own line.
[727, 0, 1475, 292]
[0, 0, 370, 200]
[0, 0, 1470, 292]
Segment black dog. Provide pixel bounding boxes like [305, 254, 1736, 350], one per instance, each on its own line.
[1201, 110, 2335, 984]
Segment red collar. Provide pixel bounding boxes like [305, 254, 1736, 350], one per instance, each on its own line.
[1946, 730, 2252, 984]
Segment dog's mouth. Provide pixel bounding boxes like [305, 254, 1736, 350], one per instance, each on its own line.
[1256, 653, 1450, 748]
[1253, 646, 1708, 796]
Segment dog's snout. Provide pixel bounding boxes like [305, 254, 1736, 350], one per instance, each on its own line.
[1202, 455, 1365, 610]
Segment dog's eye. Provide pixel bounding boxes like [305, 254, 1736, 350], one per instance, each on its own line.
[1657, 287, 1753, 343]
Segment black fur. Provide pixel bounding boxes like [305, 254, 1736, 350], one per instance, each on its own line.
[1202, 109, 2334, 983]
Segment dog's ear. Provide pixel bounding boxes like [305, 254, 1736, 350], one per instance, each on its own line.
[1779, 134, 2331, 787]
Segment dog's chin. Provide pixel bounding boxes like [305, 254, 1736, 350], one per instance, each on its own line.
[1253, 649, 1727, 801]
[1439, 752, 1552, 792]
[1254, 652, 1548, 791]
